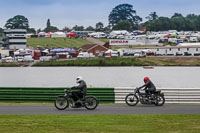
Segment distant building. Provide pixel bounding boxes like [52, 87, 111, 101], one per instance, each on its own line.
[124, 45, 200, 56]
[2, 29, 27, 50]
[79, 44, 108, 57]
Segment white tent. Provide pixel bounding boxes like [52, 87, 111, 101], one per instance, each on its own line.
[42, 49, 49, 53]
[51, 32, 66, 38]
[110, 30, 129, 36]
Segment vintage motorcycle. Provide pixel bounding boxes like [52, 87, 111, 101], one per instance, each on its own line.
[54, 88, 99, 110]
[125, 87, 165, 106]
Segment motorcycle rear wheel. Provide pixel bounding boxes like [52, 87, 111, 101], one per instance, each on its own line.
[125, 94, 139, 106]
[84, 96, 99, 110]
[54, 96, 69, 110]
[155, 95, 165, 106]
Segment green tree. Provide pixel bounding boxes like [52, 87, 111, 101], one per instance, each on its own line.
[0, 27, 3, 37]
[146, 17, 171, 31]
[113, 20, 132, 31]
[146, 12, 158, 21]
[158, 17, 172, 31]
[185, 14, 200, 31]
[62, 26, 71, 32]
[171, 13, 183, 18]
[104, 25, 111, 32]
[43, 26, 59, 32]
[171, 15, 186, 31]
[4, 15, 29, 29]
[72, 25, 84, 31]
[27, 28, 36, 34]
[95, 22, 104, 31]
[145, 12, 200, 31]
[85, 26, 94, 31]
[108, 4, 142, 30]
[37, 28, 41, 34]
[43, 19, 59, 32]
[47, 19, 51, 28]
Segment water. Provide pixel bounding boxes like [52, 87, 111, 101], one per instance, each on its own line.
[0, 67, 200, 88]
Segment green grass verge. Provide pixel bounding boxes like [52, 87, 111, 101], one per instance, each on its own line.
[0, 62, 24, 67]
[98, 38, 109, 43]
[137, 57, 200, 66]
[33, 58, 143, 66]
[0, 115, 199, 133]
[33, 57, 200, 67]
[27, 37, 93, 49]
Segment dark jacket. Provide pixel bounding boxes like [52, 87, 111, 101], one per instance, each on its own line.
[140, 80, 156, 91]
[75, 80, 87, 95]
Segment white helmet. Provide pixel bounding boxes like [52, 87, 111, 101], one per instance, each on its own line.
[76, 76, 83, 83]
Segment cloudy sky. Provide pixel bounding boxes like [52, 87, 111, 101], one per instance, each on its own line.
[0, 0, 200, 30]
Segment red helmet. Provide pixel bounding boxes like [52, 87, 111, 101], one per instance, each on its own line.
[144, 77, 150, 83]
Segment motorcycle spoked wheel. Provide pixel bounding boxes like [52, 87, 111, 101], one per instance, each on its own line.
[125, 94, 139, 106]
[155, 95, 165, 106]
[84, 96, 99, 110]
[54, 96, 69, 110]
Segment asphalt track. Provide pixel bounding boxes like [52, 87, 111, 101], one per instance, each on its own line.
[0, 104, 200, 115]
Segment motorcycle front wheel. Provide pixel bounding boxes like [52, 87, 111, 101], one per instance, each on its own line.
[54, 96, 69, 110]
[125, 94, 139, 106]
[84, 96, 99, 110]
[155, 95, 165, 106]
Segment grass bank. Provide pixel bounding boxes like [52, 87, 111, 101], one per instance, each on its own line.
[34, 58, 142, 66]
[0, 114, 199, 133]
[27, 37, 93, 49]
[0, 62, 24, 67]
[33, 57, 200, 67]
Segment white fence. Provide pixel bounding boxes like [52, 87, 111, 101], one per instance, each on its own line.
[115, 87, 200, 104]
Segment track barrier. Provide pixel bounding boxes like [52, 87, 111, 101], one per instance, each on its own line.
[0, 87, 115, 103]
[115, 87, 200, 103]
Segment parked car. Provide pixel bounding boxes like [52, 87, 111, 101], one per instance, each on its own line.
[16, 56, 24, 62]
[5, 57, 14, 62]
[123, 52, 135, 56]
[134, 51, 146, 58]
[77, 52, 95, 58]
[39, 56, 53, 62]
[104, 49, 122, 58]
[189, 36, 198, 42]
[24, 55, 34, 62]
[107, 35, 117, 39]
[93, 33, 107, 38]
[116, 35, 125, 39]
[168, 38, 177, 44]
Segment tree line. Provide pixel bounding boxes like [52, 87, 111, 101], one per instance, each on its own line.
[1, 3, 200, 35]
[145, 12, 200, 31]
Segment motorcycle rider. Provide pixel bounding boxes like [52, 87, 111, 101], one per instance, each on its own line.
[139, 77, 156, 98]
[71, 76, 87, 106]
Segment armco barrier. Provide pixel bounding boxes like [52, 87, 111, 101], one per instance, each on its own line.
[0, 87, 115, 103]
[115, 87, 200, 103]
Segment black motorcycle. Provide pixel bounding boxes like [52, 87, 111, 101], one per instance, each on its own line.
[54, 88, 99, 110]
[125, 87, 165, 106]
